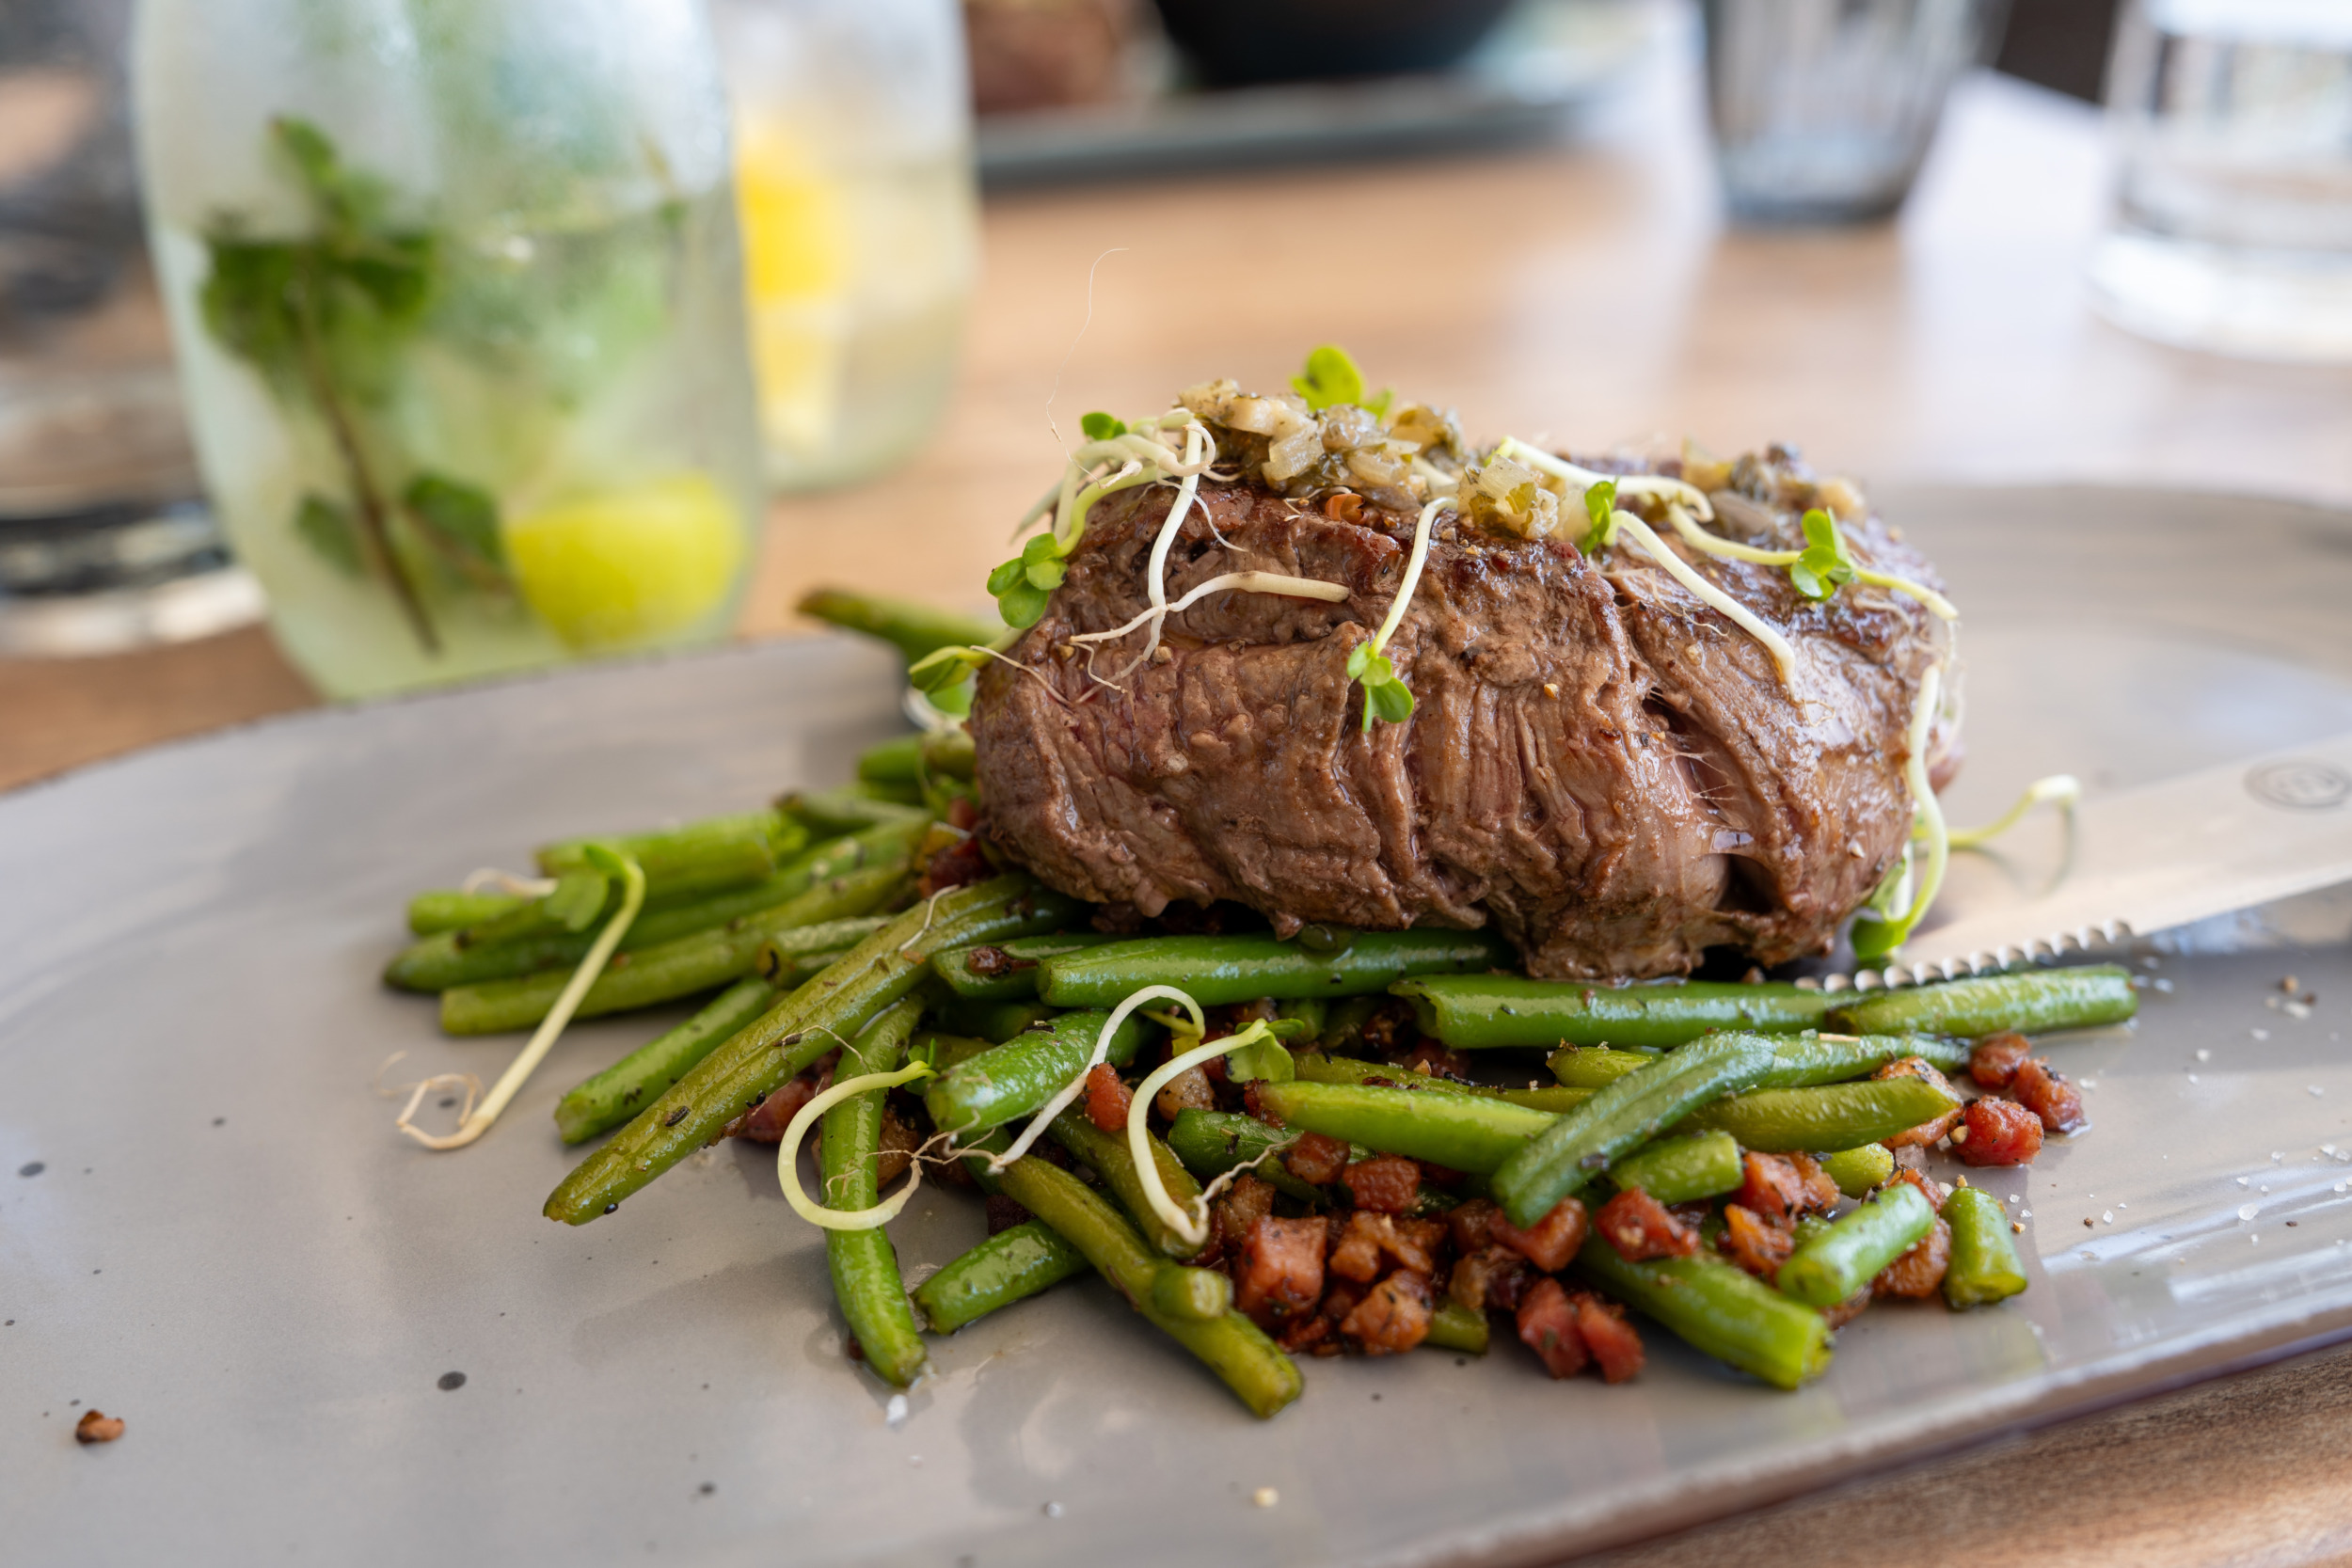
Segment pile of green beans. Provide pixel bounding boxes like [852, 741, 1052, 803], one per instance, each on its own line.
[389, 740, 2142, 1415]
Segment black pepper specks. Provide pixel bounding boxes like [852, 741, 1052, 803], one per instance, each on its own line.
[437, 1371, 467, 1391]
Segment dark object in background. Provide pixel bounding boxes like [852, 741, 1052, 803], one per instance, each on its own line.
[1992, 0, 2121, 102]
[965, 0, 1137, 115]
[1152, 0, 1514, 87]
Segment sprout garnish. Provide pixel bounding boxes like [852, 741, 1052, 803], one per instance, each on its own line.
[397, 844, 644, 1150]
[1947, 773, 2080, 849]
[1851, 663, 1949, 961]
[1126, 1006, 1296, 1249]
[775, 1057, 940, 1231]
[1348, 496, 1448, 733]
[980, 984, 1209, 1174]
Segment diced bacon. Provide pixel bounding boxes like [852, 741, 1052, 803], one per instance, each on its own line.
[1718, 1202, 1796, 1279]
[1490, 1196, 1591, 1272]
[1876, 1056, 1965, 1148]
[1787, 1152, 1841, 1213]
[1213, 1172, 1276, 1252]
[963, 945, 1021, 979]
[1241, 1079, 1279, 1124]
[985, 1193, 1032, 1235]
[1341, 1270, 1435, 1355]
[1396, 1216, 1449, 1267]
[1728, 1153, 1795, 1225]
[1237, 1214, 1327, 1324]
[1573, 1291, 1644, 1383]
[1970, 1032, 2032, 1089]
[1516, 1278, 1590, 1379]
[1342, 1154, 1422, 1214]
[1447, 1196, 1502, 1255]
[1449, 1245, 1533, 1313]
[1083, 1062, 1132, 1133]
[1820, 1290, 1871, 1329]
[1596, 1187, 1699, 1261]
[919, 832, 991, 896]
[1954, 1097, 2044, 1165]
[1874, 1216, 1953, 1299]
[724, 1051, 838, 1141]
[1277, 1311, 1332, 1354]
[1887, 1165, 1946, 1213]
[1284, 1131, 1349, 1185]
[1402, 1039, 1476, 1081]
[874, 1104, 921, 1186]
[2011, 1057, 2087, 1133]
[1327, 1211, 1437, 1283]
[1153, 1063, 1216, 1120]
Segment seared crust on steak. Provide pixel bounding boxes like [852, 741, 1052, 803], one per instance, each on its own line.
[970, 453, 1956, 978]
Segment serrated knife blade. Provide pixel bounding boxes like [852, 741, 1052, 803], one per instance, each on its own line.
[1850, 731, 2352, 988]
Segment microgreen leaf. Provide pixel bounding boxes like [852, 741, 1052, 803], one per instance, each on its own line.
[1019, 531, 1067, 590]
[544, 868, 611, 932]
[1080, 411, 1127, 442]
[908, 644, 992, 693]
[1293, 344, 1388, 415]
[985, 558, 1027, 596]
[1224, 1034, 1296, 1085]
[1349, 644, 1414, 733]
[1345, 641, 1376, 681]
[996, 578, 1052, 629]
[1581, 479, 1619, 553]
[1788, 508, 1856, 601]
[1365, 677, 1416, 725]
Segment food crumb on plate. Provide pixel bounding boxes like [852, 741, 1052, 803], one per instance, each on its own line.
[1253, 1487, 1279, 1509]
[73, 1410, 123, 1445]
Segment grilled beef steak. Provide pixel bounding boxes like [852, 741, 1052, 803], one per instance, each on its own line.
[969, 451, 1957, 979]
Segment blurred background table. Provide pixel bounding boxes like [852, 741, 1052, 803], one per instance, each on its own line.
[8, 29, 2352, 1565]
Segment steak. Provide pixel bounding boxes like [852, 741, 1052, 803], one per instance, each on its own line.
[969, 445, 1957, 979]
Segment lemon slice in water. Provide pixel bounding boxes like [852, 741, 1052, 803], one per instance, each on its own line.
[507, 473, 744, 650]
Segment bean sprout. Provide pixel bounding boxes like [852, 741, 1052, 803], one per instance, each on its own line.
[1127, 1020, 1282, 1249]
[980, 985, 1209, 1173]
[776, 1061, 939, 1231]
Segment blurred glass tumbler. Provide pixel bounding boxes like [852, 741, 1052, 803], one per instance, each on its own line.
[1703, 0, 2007, 223]
[135, 0, 766, 699]
[2090, 0, 2352, 362]
[708, 0, 977, 493]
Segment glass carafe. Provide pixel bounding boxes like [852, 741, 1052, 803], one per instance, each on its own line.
[134, 0, 766, 697]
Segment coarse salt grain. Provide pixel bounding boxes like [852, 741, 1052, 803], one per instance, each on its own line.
[2196, 1049, 2212, 1062]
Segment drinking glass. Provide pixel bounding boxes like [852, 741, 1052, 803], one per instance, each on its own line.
[134, 0, 766, 698]
[708, 0, 978, 492]
[2088, 0, 2352, 361]
[1703, 0, 2010, 223]
[1, 0, 260, 656]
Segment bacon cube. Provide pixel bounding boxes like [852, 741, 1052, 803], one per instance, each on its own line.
[1954, 1097, 2044, 1165]
[1595, 1187, 1699, 1261]
[1490, 1195, 1591, 1272]
[1236, 1214, 1326, 1324]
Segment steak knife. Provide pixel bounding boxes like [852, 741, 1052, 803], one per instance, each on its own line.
[1849, 730, 2352, 988]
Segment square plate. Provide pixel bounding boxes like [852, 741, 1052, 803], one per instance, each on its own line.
[5, 484, 2352, 1565]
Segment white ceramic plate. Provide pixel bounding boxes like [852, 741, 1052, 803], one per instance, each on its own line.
[7, 484, 2352, 1567]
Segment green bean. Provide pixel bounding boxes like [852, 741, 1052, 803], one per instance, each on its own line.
[1491, 1033, 1782, 1227]
[797, 586, 1000, 668]
[537, 814, 786, 902]
[921, 729, 976, 781]
[818, 998, 930, 1387]
[439, 863, 902, 1034]
[1165, 1109, 1321, 1204]
[405, 889, 529, 935]
[921, 1010, 1144, 1136]
[756, 937, 875, 988]
[1318, 994, 1387, 1053]
[545, 875, 1080, 1225]
[992, 1156, 1302, 1418]
[1942, 1186, 2028, 1308]
[1292, 1052, 1592, 1114]
[1609, 1131, 1743, 1204]
[857, 735, 925, 786]
[1396, 975, 1830, 1050]
[1276, 996, 1330, 1039]
[554, 976, 781, 1145]
[1252, 1081, 1553, 1175]
[1826, 964, 2137, 1038]
[1046, 1109, 1203, 1260]
[913, 1221, 1089, 1334]
[1548, 1045, 1661, 1088]
[1820, 1142, 1895, 1196]
[1756, 1032, 1971, 1087]
[932, 934, 1118, 1001]
[386, 819, 922, 992]
[1576, 1234, 1832, 1390]
[1675, 1077, 1958, 1152]
[779, 785, 930, 837]
[1425, 1298, 1490, 1354]
[1151, 1266, 1234, 1321]
[1776, 1182, 1935, 1307]
[933, 997, 1062, 1042]
[1038, 928, 1513, 1009]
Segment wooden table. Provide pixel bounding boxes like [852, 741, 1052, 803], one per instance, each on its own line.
[8, 46, 2352, 1566]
